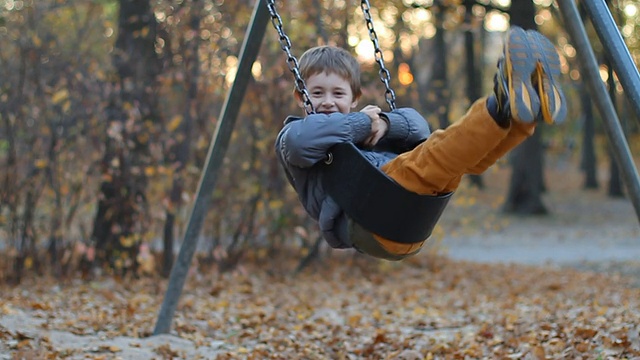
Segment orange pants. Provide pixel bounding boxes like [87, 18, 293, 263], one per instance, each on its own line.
[373, 97, 536, 256]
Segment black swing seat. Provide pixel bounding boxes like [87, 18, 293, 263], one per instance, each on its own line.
[321, 142, 453, 244]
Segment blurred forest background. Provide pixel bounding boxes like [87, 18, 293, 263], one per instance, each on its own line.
[0, 0, 639, 284]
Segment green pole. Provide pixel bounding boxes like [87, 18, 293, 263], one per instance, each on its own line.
[558, 0, 640, 225]
[153, 0, 270, 335]
[581, 0, 640, 119]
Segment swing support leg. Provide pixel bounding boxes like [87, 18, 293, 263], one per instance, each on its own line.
[153, 0, 270, 335]
[153, 0, 640, 335]
[558, 0, 640, 225]
[580, 0, 640, 117]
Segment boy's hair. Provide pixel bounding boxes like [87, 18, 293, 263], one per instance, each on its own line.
[298, 45, 362, 99]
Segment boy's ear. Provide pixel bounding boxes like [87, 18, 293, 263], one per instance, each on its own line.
[351, 98, 359, 109]
[294, 91, 305, 108]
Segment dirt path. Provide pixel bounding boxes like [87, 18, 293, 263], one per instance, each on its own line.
[435, 165, 640, 282]
[443, 189, 639, 265]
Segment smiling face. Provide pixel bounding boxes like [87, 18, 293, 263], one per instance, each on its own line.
[302, 71, 358, 114]
[296, 46, 363, 115]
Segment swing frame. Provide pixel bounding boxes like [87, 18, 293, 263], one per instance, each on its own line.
[154, 0, 640, 335]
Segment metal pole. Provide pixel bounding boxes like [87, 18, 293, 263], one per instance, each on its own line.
[557, 0, 640, 225]
[153, 0, 270, 335]
[581, 0, 640, 121]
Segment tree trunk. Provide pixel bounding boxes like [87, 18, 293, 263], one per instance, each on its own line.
[608, 147, 625, 197]
[580, 86, 599, 189]
[464, 0, 484, 189]
[503, 129, 547, 214]
[606, 57, 625, 197]
[92, 0, 161, 274]
[311, 0, 328, 44]
[433, 5, 450, 129]
[161, 1, 202, 277]
[503, 0, 549, 215]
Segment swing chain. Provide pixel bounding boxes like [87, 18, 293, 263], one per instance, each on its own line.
[265, 0, 315, 115]
[265, 0, 396, 113]
[360, 0, 397, 111]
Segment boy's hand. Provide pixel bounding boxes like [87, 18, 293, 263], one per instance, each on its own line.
[360, 105, 388, 147]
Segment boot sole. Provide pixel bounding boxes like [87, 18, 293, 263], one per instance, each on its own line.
[505, 27, 541, 123]
[528, 30, 567, 124]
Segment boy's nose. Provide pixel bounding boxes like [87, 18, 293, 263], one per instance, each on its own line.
[320, 97, 335, 107]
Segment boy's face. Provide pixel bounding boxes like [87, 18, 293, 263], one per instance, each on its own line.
[301, 71, 358, 115]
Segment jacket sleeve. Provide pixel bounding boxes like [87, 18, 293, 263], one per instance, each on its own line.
[381, 107, 431, 150]
[277, 112, 373, 168]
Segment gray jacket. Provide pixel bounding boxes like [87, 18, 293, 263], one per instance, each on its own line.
[275, 108, 431, 248]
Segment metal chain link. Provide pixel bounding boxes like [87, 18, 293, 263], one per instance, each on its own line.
[360, 0, 397, 111]
[265, 0, 315, 115]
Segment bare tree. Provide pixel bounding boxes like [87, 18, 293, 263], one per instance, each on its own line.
[92, 0, 162, 274]
[502, 0, 548, 215]
[160, 0, 203, 278]
[580, 86, 599, 189]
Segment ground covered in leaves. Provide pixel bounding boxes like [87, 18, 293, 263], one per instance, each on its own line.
[1, 253, 640, 359]
[3, 161, 640, 359]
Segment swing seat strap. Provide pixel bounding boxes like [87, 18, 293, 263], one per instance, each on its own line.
[322, 142, 452, 244]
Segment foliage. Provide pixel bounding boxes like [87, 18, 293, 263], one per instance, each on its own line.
[0, 0, 639, 280]
[0, 1, 114, 281]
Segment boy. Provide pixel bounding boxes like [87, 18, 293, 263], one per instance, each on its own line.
[275, 26, 566, 260]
